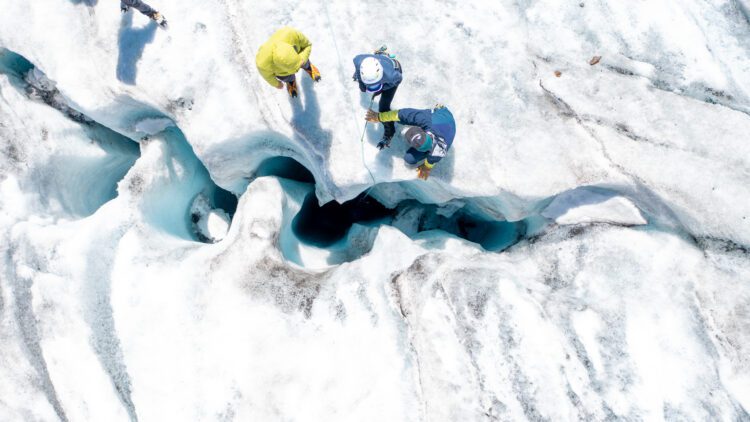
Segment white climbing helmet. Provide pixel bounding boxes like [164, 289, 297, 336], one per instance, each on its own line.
[359, 57, 383, 85]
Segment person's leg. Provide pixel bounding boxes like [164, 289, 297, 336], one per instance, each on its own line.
[403, 148, 427, 166]
[301, 60, 321, 82]
[122, 0, 157, 16]
[277, 74, 298, 97]
[276, 74, 296, 83]
[378, 86, 398, 139]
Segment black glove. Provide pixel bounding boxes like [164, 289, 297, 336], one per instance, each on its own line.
[376, 138, 392, 150]
[120, 4, 129, 12]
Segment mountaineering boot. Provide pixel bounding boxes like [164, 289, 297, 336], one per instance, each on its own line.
[148, 11, 168, 28]
[376, 136, 392, 150]
[305, 63, 321, 82]
[286, 81, 298, 98]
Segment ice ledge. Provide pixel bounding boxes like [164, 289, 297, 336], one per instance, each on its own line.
[542, 187, 647, 226]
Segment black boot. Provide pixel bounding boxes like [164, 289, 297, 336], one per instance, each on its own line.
[376, 136, 392, 150]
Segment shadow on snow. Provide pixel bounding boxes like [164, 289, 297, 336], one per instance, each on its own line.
[116, 12, 157, 85]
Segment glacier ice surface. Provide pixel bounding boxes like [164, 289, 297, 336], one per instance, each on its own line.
[1, 0, 750, 420]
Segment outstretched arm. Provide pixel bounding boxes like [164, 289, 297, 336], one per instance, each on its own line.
[366, 108, 433, 132]
[376, 108, 432, 132]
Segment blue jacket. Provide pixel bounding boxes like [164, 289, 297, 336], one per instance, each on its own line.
[397, 107, 456, 165]
[352, 54, 402, 93]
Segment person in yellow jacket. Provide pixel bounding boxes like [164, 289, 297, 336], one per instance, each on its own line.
[256, 27, 321, 98]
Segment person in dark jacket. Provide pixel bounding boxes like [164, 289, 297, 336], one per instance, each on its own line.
[353, 50, 402, 148]
[365, 104, 456, 180]
[120, 0, 167, 27]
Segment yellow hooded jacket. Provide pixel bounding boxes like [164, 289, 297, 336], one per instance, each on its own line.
[256, 27, 312, 87]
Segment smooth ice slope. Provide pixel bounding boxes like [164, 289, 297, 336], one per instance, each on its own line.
[1, 0, 750, 421]
[542, 187, 647, 226]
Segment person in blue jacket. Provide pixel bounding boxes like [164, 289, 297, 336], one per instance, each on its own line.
[365, 104, 456, 180]
[353, 50, 403, 148]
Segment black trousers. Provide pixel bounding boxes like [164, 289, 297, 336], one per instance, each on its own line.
[378, 85, 398, 139]
[276, 61, 312, 84]
[121, 0, 156, 15]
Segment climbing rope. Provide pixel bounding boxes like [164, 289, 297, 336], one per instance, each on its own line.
[359, 96, 375, 158]
[320, 1, 377, 185]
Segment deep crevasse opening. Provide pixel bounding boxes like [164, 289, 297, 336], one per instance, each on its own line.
[1, 48, 649, 268]
[127, 126, 239, 244]
[0, 48, 140, 218]
[0, 47, 239, 242]
[251, 156, 529, 268]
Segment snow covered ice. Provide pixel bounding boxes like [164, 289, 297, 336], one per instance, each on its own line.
[1, 0, 750, 420]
